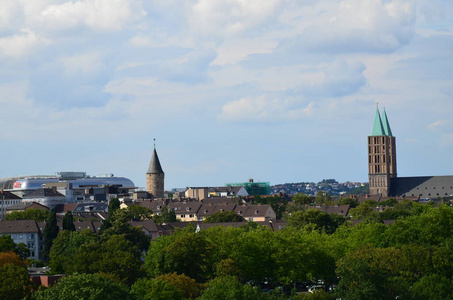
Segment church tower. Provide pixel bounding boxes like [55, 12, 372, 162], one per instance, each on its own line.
[368, 106, 397, 196]
[146, 142, 165, 198]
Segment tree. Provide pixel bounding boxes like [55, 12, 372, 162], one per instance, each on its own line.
[130, 278, 182, 300]
[204, 210, 244, 223]
[0, 252, 26, 268]
[34, 273, 130, 300]
[154, 206, 177, 224]
[108, 198, 121, 218]
[287, 209, 344, 234]
[62, 211, 75, 231]
[5, 209, 49, 221]
[70, 234, 144, 286]
[157, 273, 201, 299]
[145, 230, 211, 282]
[314, 191, 331, 205]
[0, 235, 29, 259]
[410, 274, 453, 300]
[43, 210, 59, 260]
[0, 263, 34, 300]
[101, 209, 151, 252]
[199, 276, 265, 300]
[349, 202, 381, 223]
[49, 230, 96, 274]
[293, 193, 312, 205]
[126, 204, 153, 221]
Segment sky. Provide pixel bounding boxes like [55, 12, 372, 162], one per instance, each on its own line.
[0, 0, 452, 190]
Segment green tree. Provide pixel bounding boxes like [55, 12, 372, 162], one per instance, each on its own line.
[0, 235, 28, 259]
[101, 209, 151, 252]
[288, 209, 344, 234]
[62, 211, 75, 231]
[0, 263, 34, 300]
[70, 234, 144, 286]
[5, 209, 49, 221]
[157, 273, 201, 299]
[293, 193, 312, 205]
[43, 210, 59, 260]
[126, 204, 153, 221]
[336, 197, 359, 208]
[108, 198, 121, 218]
[130, 278, 182, 300]
[314, 191, 331, 205]
[49, 230, 96, 274]
[204, 210, 244, 223]
[199, 276, 265, 300]
[410, 274, 453, 300]
[349, 202, 381, 223]
[145, 230, 211, 282]
[34, 273, 130, 300]
[154, 206, 177, 224]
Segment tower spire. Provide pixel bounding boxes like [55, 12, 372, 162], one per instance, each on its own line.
[381, 108, 393, 137]
[371, 105, 385, 136]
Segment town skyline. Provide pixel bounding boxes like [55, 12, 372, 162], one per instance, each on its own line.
[0, 1, 452, 189]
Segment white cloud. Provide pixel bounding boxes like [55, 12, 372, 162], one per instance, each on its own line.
[0, 29, 49, 57]
[299, 0, 416, 53]
[429, 120, 452, 131]
[189, 0, 282, 37]
[218, 95, 313, 123]
[40, 0, 146, 31]
[60, 52, 104, 75]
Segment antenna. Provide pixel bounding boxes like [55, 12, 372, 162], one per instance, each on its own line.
[153, 138, 156, 149]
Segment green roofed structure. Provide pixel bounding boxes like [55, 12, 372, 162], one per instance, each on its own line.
[368, 105, 397, 197]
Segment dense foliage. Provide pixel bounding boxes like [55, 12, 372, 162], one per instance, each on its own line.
[13, 202, 453, 299]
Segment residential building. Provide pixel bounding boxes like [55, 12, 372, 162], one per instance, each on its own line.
[0, 220, 41, 260]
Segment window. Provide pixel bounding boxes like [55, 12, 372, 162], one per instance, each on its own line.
[180, 214, 186, 218]
[27, 242, 34, 249]
[189, 214, 194, 218]
[27, 234, 35, 240]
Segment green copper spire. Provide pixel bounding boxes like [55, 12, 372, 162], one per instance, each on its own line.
[381, 108, 393, 137]
[371, 106, 385, 136]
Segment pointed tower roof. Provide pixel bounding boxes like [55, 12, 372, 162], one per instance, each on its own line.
[371, 106, 385, 136]
[147, 148, 164, 174]
[381, 108, 393, 137]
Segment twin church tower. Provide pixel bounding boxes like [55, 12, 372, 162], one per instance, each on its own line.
[368, 106, 397, 197]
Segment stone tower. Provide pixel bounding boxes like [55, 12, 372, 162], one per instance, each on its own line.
[146, 145, 165, 198]
[368, 106, 397, 197]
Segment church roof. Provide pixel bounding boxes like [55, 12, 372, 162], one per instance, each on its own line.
[147, 149, 164, 174]
[371, 106, 393, 137]
[381, 108, 393, 136]
[371, 107, 385, 136]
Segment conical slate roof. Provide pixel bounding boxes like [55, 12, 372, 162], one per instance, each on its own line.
[381, 108, 393, 137]
[147, 149, 164, 174]
[371, 106, 385, 136]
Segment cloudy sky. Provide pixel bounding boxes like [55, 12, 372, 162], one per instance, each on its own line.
[0, 0, 452, 190]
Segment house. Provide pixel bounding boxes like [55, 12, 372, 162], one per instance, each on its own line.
[208, 186, 249, 198]
[234, 204, 276, 222]
[53, 203, 78, 216]
[0, 220, 41, 260]
[167, 201, 202, 222]
[6, 202, 49, 214]
[196, 203, 237, 221]
[0, 191, 22, 219]
[313, 205, 350, 217]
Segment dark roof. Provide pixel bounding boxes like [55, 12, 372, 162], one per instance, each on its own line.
[0, 220, 39, 233]
[73, 202, 108, 213]
[234, 204, 274, 218]
[0, 191, 21, 200]
[202, 197, 241, 205]
[147, 149, 164, 174]
[197, 203, 237, 217]
[130, 220, 159, 232]
[313, 205, 350, 217]
[390, 176, 453, 197]
[24, 188, 65, 199]
[136, 200, 167, 212]
[54, 203, 78, 214]
[168, 202, 202, 214]
[6, 202, 49, 211]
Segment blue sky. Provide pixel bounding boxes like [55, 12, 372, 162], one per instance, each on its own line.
[0, 0, 452, 190]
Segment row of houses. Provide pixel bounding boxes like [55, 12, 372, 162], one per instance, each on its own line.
[125, 198, 277, 222]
